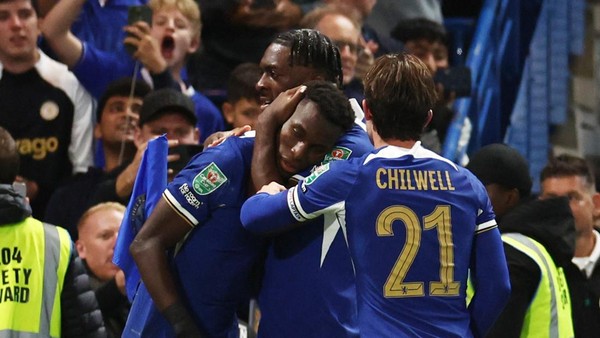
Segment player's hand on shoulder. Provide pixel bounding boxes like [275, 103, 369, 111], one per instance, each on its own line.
[203, 125, 252, 148]
[257, 181, 286, 195]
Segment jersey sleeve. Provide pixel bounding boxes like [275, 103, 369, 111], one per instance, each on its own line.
[465, 170, 511, 336]
[241, 160, 358, 233]
[162, 140, 244, 227]
[465, 169, 497, 234]
[72, 42, 137, 99]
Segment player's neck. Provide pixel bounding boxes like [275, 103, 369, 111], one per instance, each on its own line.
[373, 132, 416, 149]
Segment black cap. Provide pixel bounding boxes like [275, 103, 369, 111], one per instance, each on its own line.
[139, 88, 197, 126]
[466, 143, 532, 197]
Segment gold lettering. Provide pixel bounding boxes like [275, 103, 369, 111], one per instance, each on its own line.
[376, 168, 387, 189]
[414, 170, 428, 190]
[406, 170, 415, 190]
[398, 169, 407, 189]
[445, 171, 455, 191]
[15, 137, 59, 160]
[388, 169, 399, 190]
[46, 137, 58, 153]
[32, 138, 46, 160]
[17, 139, 31, 155]
[428, 171, 439, 190]
[436, 171, 446, 190]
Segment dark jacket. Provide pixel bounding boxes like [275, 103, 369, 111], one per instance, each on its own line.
[87, 264, 131, 338]
[486, 196, 576, 338]
[563, 231, 600, 338]
[0, 184, 107, 338]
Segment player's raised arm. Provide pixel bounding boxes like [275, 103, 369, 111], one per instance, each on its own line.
[240, 186, 297, 234]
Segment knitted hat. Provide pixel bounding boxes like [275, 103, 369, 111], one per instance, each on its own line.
[139, 88, 197, 126]
[466, 143, 532, 197]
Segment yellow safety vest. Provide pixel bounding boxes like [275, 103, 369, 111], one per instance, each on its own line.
[502, 233, 574, 338]
[0, 217, 71, 337]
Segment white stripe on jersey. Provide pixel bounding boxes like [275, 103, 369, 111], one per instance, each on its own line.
[287, 187, 307, 221]
[363, 142, 458, 171]
[288, 185, 345, 221]
[476, 219, 497, 233]
[321, 207, 347, 267]
[164, 189, 200, 226]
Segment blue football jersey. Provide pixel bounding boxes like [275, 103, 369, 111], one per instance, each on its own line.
[162, 135, 265, 337]
[256, 123, 373, 338]
[244, 142, 506, 337]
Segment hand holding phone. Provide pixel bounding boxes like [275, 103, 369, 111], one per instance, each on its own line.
[12, 181, 26, 198]
[125, 5, 153, 55]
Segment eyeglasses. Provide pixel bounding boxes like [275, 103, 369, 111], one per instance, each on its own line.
[332, 40, 360, 54]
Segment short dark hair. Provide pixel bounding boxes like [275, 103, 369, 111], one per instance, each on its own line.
[391, 18, 448, 46]
[97, 77, 152, 122]
[364, 53, 437, 140]
[0, 0, 39, 15]
[541, 154, 596, 191]
[0, 126, 19, 184]
[227, 63, 261, 104]
[303, 80, 354, 132]
[273, 29, 343, 88]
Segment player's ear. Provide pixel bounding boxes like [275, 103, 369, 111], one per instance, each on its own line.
[423, 110, 433, 129]
[362, 99, 372, 121]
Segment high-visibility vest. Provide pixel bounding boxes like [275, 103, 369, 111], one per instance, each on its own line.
[502, 233, 574, 338]
[0, 217, 71, 337]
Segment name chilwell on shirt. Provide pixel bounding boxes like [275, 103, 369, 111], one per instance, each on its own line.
[376, 168, 455, 191]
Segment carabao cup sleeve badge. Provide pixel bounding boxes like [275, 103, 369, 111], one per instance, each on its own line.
[192, 162, 228, 195]
[303, 163, 330, 186]
[321, 146, 352, 165]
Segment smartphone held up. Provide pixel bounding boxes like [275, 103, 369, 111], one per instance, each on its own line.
[125, 5, 153, 55]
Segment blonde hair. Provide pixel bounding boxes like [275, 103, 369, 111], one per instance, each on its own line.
[77, 202, 126, 231]
[148, 0, 202, 40]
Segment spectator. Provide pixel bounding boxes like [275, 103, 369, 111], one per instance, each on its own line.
[0, 0, 95, 218]
[467, 144, 576, 337]
[391, 18, 449, 75]
[186, 0, 318, 98]
[41, 0, 225, 143]
[221, 62, 262, 130]
[127, 80, 355, 336]
[0, 126, 105, 338]
[392, 17, 468, 155]
[301, 3, 365, 102]
[326, 0, 403, 80]
[240, 53, 511, 337]
[89, 88, 200, 206]
[44, 78, 151, 239]
[76, 202, 129, 338]
[38, 0, 147, 56]
[540, 154, 600, 338]
[366, 0, 443, 44]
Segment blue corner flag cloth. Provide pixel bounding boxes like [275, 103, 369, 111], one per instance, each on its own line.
[113, 135, 168, 301]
